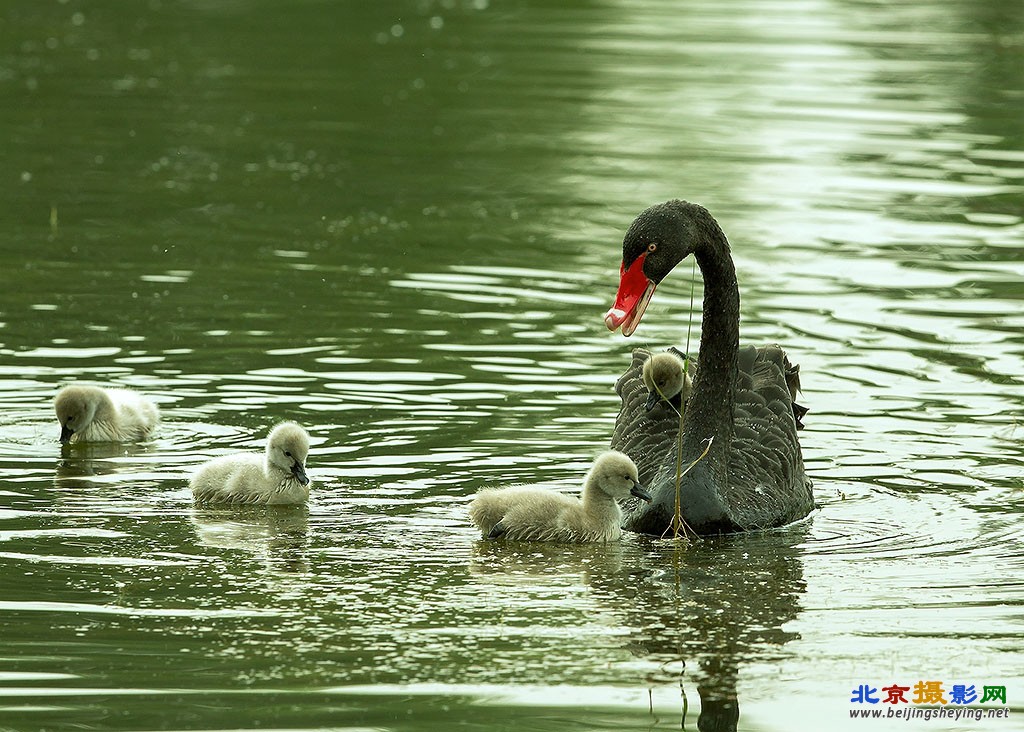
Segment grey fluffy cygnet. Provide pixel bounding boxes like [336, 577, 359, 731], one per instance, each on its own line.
[642, 352, 691, 412]
[468, 451, 652, 543]
[54, 385, 160, 444]
[190, 422, 312, 505]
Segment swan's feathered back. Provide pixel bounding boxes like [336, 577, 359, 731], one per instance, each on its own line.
[728, 344, 813, 528]
[611, 348, 680, 488]
[611, 344, 813, 532]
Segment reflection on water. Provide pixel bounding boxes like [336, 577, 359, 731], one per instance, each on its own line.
[189, 505, 311, 574]
[54, 442, 157, 488]
[0, 0, 1022, 729]
[471, 531, 808, 731]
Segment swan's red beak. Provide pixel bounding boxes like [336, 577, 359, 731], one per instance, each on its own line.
[604, 253, 656, 337]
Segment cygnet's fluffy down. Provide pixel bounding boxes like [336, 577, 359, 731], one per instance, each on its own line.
[190, 422, 312, 505]
[642, 351, 692, 412]
[468, 451, 652, 543]
[54, 385, 160, 443]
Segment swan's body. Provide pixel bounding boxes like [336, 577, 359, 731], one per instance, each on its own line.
[469, 451, 652, 543]
[191, 422, 312, 505]
[54, 385, 160, 443]
[604, 200, 813, 534]
[642, 349, 692, 412]
[641, 348, 805, 427]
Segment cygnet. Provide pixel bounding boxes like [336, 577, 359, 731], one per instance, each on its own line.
[468, 450, 651, 543]
[54, 385, 160, 444]
[642, 351, 692, 412]
[190, 422, 312, 505]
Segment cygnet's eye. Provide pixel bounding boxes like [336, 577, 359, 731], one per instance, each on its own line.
[284, 450, 292, 458]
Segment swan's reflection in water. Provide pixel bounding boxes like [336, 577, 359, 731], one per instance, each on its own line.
[470, 527, 808, 732]
[189, 505, 311, 574]
[54, 441, 155, 488]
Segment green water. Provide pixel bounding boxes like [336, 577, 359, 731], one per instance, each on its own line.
[1, 1, 1022, 730]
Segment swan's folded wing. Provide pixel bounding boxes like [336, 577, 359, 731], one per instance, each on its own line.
[728, 345, 813, 529]
[609, 348, 681, 489]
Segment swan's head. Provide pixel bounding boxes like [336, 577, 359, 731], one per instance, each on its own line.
[266, 422, 311, 486]
[54, 386, 101, 443]
[588, 451, 651, 502]
[604, 200, 715, 336]
[642, 352, 689, 411]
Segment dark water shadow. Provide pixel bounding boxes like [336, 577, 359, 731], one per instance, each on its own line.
[470, 525, 808, 731]
[610, 528, 804, 731]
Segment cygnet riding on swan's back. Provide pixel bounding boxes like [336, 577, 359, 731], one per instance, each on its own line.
[644, 347, 806, 426]
[642, 350, 692, 413]
[468, 451, 652, 543]
[605, 200, 814, 535]
[54, 385, 160, 443]
[191, 422, 312, 505]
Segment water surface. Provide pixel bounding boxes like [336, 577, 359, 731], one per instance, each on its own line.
[1, 0, 1022, 730]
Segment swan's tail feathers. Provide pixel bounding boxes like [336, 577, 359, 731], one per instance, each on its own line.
[792, 401, 809, 430]
[753, 344, 809, 429]
[783, 358, 802, 400]
[780, 350, 807, 429]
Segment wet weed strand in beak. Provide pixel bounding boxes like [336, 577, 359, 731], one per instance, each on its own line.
[661, 260, 706, 543]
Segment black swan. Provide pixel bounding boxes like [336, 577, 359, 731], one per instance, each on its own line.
[603, 200, 813, 535]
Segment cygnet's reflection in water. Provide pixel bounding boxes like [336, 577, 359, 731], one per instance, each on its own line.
[189, 504, 311, 574]
[54, 441, 155, 489]
[470, 526, 808, 732]
[470, 537, 625, 582]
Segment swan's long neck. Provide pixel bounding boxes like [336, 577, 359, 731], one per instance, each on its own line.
[684, 224, 739, 480]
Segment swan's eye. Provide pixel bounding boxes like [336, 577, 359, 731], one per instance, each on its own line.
[647, 243, 658, 253]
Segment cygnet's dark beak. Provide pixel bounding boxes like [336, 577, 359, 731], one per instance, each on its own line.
[630, 480, 652, 502]
[644, 389, 662, 412]
[59, 424, 74, 444]
[290, 460, 310, 486]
